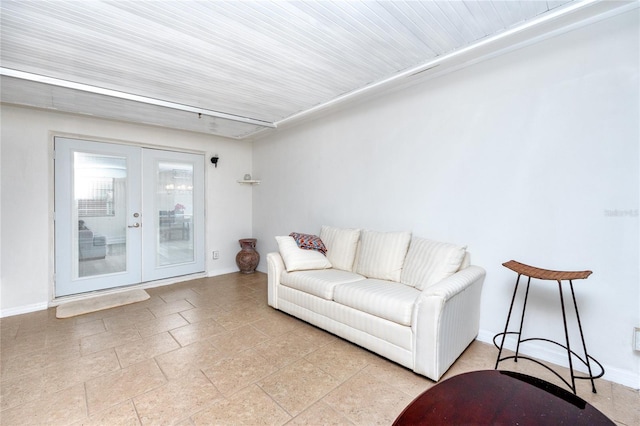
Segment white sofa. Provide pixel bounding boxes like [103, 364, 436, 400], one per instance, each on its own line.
[267, 226, 486, 381]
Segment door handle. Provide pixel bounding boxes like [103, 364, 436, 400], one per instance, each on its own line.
[128, 223, 141, 228]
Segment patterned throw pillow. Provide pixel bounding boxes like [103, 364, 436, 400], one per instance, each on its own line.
[289, 232, 327, 255]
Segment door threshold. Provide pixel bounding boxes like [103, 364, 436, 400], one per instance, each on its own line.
[51, 272, 206, 306]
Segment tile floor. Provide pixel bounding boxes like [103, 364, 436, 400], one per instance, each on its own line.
[1, 272, 638, 425]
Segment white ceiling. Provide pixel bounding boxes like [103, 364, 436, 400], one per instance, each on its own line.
[0, 0, 633, 140]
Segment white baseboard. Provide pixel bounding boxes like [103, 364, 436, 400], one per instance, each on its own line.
[477, 329, 640, 390]
[1, 270, 249, 318]
[0, 302, 49, 318]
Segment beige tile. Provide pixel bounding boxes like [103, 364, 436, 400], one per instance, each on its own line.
[191, 384, 291, 425]
[0, 382, 87, 425]
[304, 339, 375, 381]
[206, 291, 253, 307]
[13, 310, 56, 333]
[441, 357, 480, 380]
[148, 299, 195, 318]
[43, 339, 85, 363]
[174, 419, 196, 426]
[80, 327, 142, 355]
[0, 273, 634, 426]
[250, 310, 304, 338]
[158, 287, 201, 303]
[291, 322, 338, 347]
[182, 292, 222, 309]
[85, 359, 167, 415]
[250, 284, 269, 301]
[611, 382, 640, 425]
[458, 340, 501, 370]
[212, 306, 269, 330]
[115, 331, 180, 368]
[323, 371, 414, 425]
[574, 376, 613, 414]
[224, 296, 268, 312]
[287, 401, 356, 426]
[0, 320, 20, 340]
[133, 369, 222, 425]
[135, 312, 189, 337]
[154, 340, 221, 380]
[259, 358, 341, 416]
[103, 309, 157, 332]
[44, 348, 121, 393]
[207, 324, 270, 355]
[178, 305, 224, 324]
[253, 332, 321, 369]
[170, 317, 227, 346]
[1, 347, 49, 381]
[73, 400, 141, 426]
[363, 358, 433, 398]
[0, 369, 45, 411]
[0, 330, 47, 359]
[201, 348, 278, 396]
[45, 318, 107, 345]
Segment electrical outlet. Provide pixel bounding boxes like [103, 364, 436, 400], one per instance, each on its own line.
[213, 250, 220, 260]
[634, 327, 640, 352]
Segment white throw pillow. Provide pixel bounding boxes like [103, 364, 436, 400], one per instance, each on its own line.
[401, 237, 467, 290]
[355, 230, 411, 281]
[276, 236, 332, 272]
[319, 226, 360, 272]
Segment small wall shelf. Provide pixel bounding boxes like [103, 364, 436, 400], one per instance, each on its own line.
[237, 179, 261, 185]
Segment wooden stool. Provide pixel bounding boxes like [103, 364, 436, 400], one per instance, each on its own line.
[494, 260, 604, 394]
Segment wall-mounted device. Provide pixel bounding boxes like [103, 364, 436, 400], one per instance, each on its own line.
[210, 155, 219, 167]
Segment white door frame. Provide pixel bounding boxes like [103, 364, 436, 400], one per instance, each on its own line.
[54, 137, 205, 297]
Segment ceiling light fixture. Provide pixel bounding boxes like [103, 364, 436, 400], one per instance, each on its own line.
[0, 68, 277, 129]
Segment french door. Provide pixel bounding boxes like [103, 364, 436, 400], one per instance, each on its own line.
[54, 137, 205, 297]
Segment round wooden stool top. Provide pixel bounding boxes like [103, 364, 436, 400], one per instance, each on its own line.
[393, 370, 612, 426]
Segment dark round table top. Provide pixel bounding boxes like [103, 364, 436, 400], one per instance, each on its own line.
[393, 370, 613, 425]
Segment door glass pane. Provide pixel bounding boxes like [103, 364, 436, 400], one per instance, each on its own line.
[74, 152, 127, 278]
[156, 161, 194, 266]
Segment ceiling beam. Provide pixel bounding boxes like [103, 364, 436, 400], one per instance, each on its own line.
[0, 68, 277, 129]
[274, 0, 632, 129]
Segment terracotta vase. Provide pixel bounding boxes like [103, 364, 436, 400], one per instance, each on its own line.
[236, 238, 260, 274]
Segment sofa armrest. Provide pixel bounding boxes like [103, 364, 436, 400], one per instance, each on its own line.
[412, 265, 486, 381]
[267, 251, 285, 309]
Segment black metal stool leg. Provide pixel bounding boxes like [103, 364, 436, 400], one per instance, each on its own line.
[514, 276, 532, 361]
[558, 280, 577, 394]
[569, 279, 598, 393]
[495, 274, 522, 369]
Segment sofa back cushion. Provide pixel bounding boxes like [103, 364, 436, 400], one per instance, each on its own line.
[276, 236, 332, 272]
[320, 226, 361, 272]
[401, 237, 467, 290]
[355, 230, 411, 281]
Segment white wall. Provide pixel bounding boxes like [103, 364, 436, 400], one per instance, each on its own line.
[0, 105, 254, 315]
[252, 10, 639, 388]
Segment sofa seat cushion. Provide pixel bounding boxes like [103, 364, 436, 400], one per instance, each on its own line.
[333, 279, 420, 326]
[281, 269, 366, 300]
[93, 235, 107, 246]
